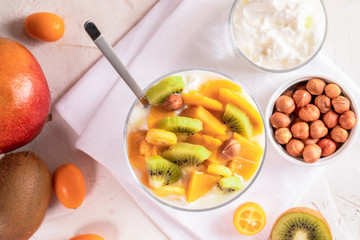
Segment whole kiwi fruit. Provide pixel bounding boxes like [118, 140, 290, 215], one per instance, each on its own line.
[0, 151, 51, 240]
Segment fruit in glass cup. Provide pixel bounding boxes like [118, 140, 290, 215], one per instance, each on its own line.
[125, 70, 265, 209]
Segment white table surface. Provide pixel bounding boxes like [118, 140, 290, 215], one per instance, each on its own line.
[1, 0, 359, 239]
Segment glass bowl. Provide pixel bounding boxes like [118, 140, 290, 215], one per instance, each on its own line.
[265, 75, 359, 166]
[123, 68, 267, 211]
[229, 0, 327, 73]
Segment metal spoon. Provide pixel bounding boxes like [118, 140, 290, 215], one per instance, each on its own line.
[84, 20, 147, 104]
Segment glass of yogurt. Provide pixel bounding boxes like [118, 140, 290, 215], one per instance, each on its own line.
[230, 0, 327, 72]
[124, 68, 267, 211]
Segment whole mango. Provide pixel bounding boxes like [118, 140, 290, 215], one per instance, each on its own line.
[0, 37, 51, 153]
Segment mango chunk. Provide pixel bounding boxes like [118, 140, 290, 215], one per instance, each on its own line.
[198, 79, 242, 99]
[180, 106, 228, 136]
[186, 171, 220, 203]
[182, 92, 223, 111]
[145, 129, 177, 146]
[218, 88, 263, 134]
[127, 130, 164, 169]
[147, 105, 175, 129]
[228, 156, 259, 181]
[233, 133, 264, 163]
[154, 186, 186, 197]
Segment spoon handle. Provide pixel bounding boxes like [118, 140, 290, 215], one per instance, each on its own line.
[84, 21, 145, 102]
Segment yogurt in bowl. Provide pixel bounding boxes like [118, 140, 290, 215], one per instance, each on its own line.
[230, 0, 327, 72]
[124, 69, 266, 211]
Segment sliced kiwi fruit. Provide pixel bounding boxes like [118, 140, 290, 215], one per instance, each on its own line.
[222, 103, 253, 138]
[162, 142, 211, 167]
[270, 207, 332, 240]
[145, 75, 185, 105]
[145, 155, 181, 188]
[217, 175, 243, 193]
[158, 116, 203, 136]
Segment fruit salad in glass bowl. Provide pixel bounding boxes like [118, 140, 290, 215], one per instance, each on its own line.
[124, 69, 266, 211]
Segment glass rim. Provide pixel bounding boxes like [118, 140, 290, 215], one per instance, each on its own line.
[229, 0, 328, 73]
[123, 67, 268, 212]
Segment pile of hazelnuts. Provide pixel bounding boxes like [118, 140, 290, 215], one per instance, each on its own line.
[270, 78, 357, 163]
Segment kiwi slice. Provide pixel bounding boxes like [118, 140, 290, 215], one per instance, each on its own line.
[145, 155, 181, 188]
[162, 142, 211, 167]
[270, 207, 333, 240]
[223, 103, 253, 138]
[145, 75, 185, 104]
[217, 175, 243, 193]
[158, 116, 202, 136]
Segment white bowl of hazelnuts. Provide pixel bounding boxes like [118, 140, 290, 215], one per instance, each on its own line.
[266, 75, 359, 166]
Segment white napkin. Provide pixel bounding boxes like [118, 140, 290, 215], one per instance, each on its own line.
[56, 0, 360, 239]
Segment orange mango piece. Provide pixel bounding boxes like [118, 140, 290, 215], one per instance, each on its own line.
[127, 130, 162, 169]
[180, 106, 228, 136]
[228, 156, 259, 181]
[218, 88, 263, 134]
[233, 133, 264, 163]
[182, 92, 223, 111]
[198, 79, 242, 99]
[154, 186, 186, 197]
[147, 105, 175, 129]
[186, 171, 220, 203]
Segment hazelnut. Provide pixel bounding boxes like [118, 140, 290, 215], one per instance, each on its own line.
[306, 78, 326, 95]
[325, 83, 341, 99]
[322, 110, 339, 129]
[274, 128, 292, 144]
[220, 138, 240, 161]
[275, 95, 295, 114]
[298, 104, 320, 122]
[290, 122, 309, 140]
[293, 89, 312, 108]
[286, 139, 304, 157]
[330, 125, 349, 143]
[302, 138, 319, 145]
[282, 90, 293, 98]
[314, 95, 331, 114]
[332, 96, 350, 114]
[270, 112, 291, 128]
[339, 110, 357, 130]
[163, 94, 183, 111]
[303, 144, 322, 163]
[309, 120, 328, 139]
[317, 139, 337, 157]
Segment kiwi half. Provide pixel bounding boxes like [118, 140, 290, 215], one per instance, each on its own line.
[270, 207, 332, 240]
[145, 155, 181, 188]
[162, 142, 211, 167]
[217, 175, 243, 193]
[145, 75, 185, 104]
[223, 103, 253, 138]
[158, 116, 202, 136]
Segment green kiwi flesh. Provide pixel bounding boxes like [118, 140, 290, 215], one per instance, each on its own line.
[271, 211, 332, 240]
[146, 155, 181, 188]
[158, 116, 202, 136]
[145, 75, 185, 104]
[222, 103, 253, 138]
[162, 142, 211, 167]
[217, 175, 243, 193]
